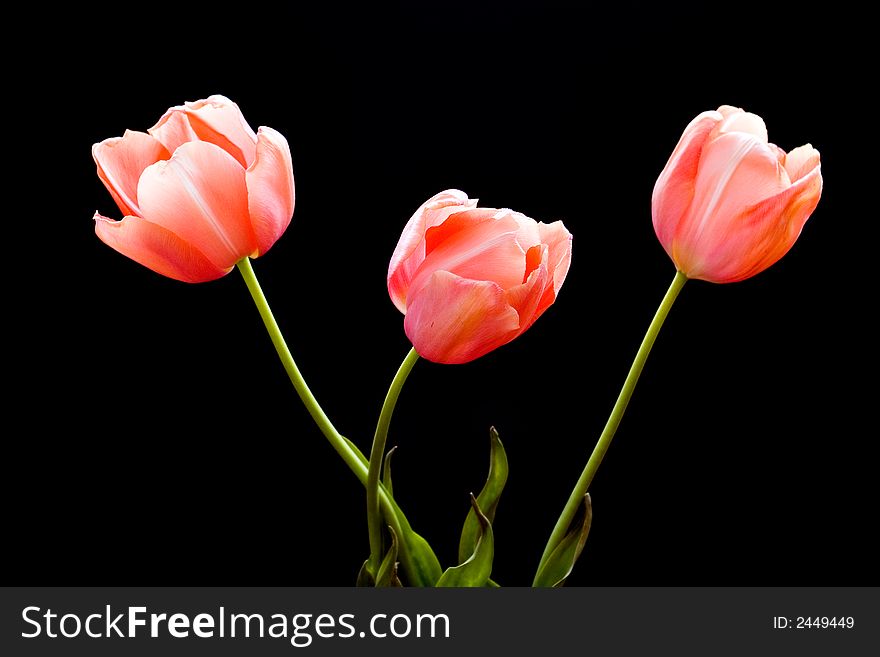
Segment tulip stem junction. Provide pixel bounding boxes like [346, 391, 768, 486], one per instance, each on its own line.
[534, 270, 688, 584]
[366, 347, 420, 578]
[236, 258, 421, 580]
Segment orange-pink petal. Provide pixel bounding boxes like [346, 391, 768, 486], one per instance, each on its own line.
[92, 130, 170, 217]
[404, 271, 521, 364]
[94, 212, 229, 282]
[783, 144, 821, 182]
[181, 95, 258, 167]
[148, 109, 199, 158]
[412, 209, 523, 293]
[387, 190, 476, 313]
[530, 223, 573, 321]
[537, 220, 573, 294]
[695, 164, 823, 283]
[505, 249, 549, 333]
[671, 132, 790, 276]
[148, 95, 258, 168]
[652, 111, 723, 251]
[716, 107, 768, 142]
[246, 126, 295, 256]
[136, 141, 256, 270]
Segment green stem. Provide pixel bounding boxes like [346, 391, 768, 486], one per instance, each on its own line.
[236, 258, 413, 573]
[236, 257, 364, 476]
[366, 347, 420, 576]
[534, 270, 687, 583]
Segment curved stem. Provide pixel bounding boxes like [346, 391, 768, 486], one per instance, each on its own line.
[237, 258, 422, 576]
[366, 347, 420, 576]
[236, 257, 366, 477]
[534, 270, 687, 583]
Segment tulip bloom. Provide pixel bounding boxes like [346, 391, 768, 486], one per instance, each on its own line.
[388, 190, 572, 364]
[93, 95, 295, 282]
[652, 105, 822, 283]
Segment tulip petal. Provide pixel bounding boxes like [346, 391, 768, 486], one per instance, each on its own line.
[93, 130, 170, 217]
[694, 133, 789, 226]
[147, 109, 199, 157]
[149, 95, 258, 168]
[182, 95, 259, 167]
[246, 126, 295, 256]
[537, 220, 573, 294]
[505, 250, 549, 333]
[388, 190, 476, 313]
[698, 164, 823, 283]
[412, 209, 523, 294]
[511, 211, 542, 251]
[783, 144, 820, 182]
[673, 132, 790, 275]
[94, 212, 228, 283]
[530, 222, 573, 320]
[137, 141, 256, 269]
[718, 108, 768, 142]
[404, 271, 520, 364]
[652, 111, 724, 251]
[716, 105, 741, 119]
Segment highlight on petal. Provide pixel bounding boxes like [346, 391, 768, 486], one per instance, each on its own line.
[148, 96, 258, 168]
[181, 95, 258, 168]
[388, 189, 476, 313]
[246, 126, 295, 256]
[537, 220, 573, 294]
[136, 141, 256, 269]
[783, 144, 820, 182]
[415, 209, 522, 291]
[696, 165, 823, 283]
[404, 271, 520, 364]
[94, 212, 229, 283]
[148, 108, 199, 157]
[717, 108, 768, 142]
[93, 130, 170, 217]
[504, 250, 549, 333]
[652, 111, 724, 250]
[510, 210, 542, 251]
[677, 131, 790, 260]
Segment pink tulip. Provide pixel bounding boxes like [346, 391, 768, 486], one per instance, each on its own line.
[388, 190, 572, 364]
[93, 95, 295, 282]
[652, 105, 822, 283]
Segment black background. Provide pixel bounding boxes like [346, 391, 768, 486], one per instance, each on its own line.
[7, 1, 877, 586]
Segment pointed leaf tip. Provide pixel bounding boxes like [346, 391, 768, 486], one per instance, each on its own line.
[383, 445, 398, 499]
[383, 495, 443, 586]
[533, 493, 593, 588]
[357, 559, 375, 587]
[458, 427, 509, 564]
[438, 495, 495, 587]
[376, 525, 403, 587]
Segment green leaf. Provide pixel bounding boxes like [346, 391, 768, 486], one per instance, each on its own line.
[379, 462, 443, 587]
[382, 446, 397, 499]
[341, 435, 442, 586]
[533, 493, 592, 587]
[356, 559, 374, 587]
[342, 435, 369, 465]
[357, 526, 404, 587]
[458, 426, 509, 564]
[375, 525, 403, 587]
[437, 494, 494, 587]
[388, 504, 443, 587]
